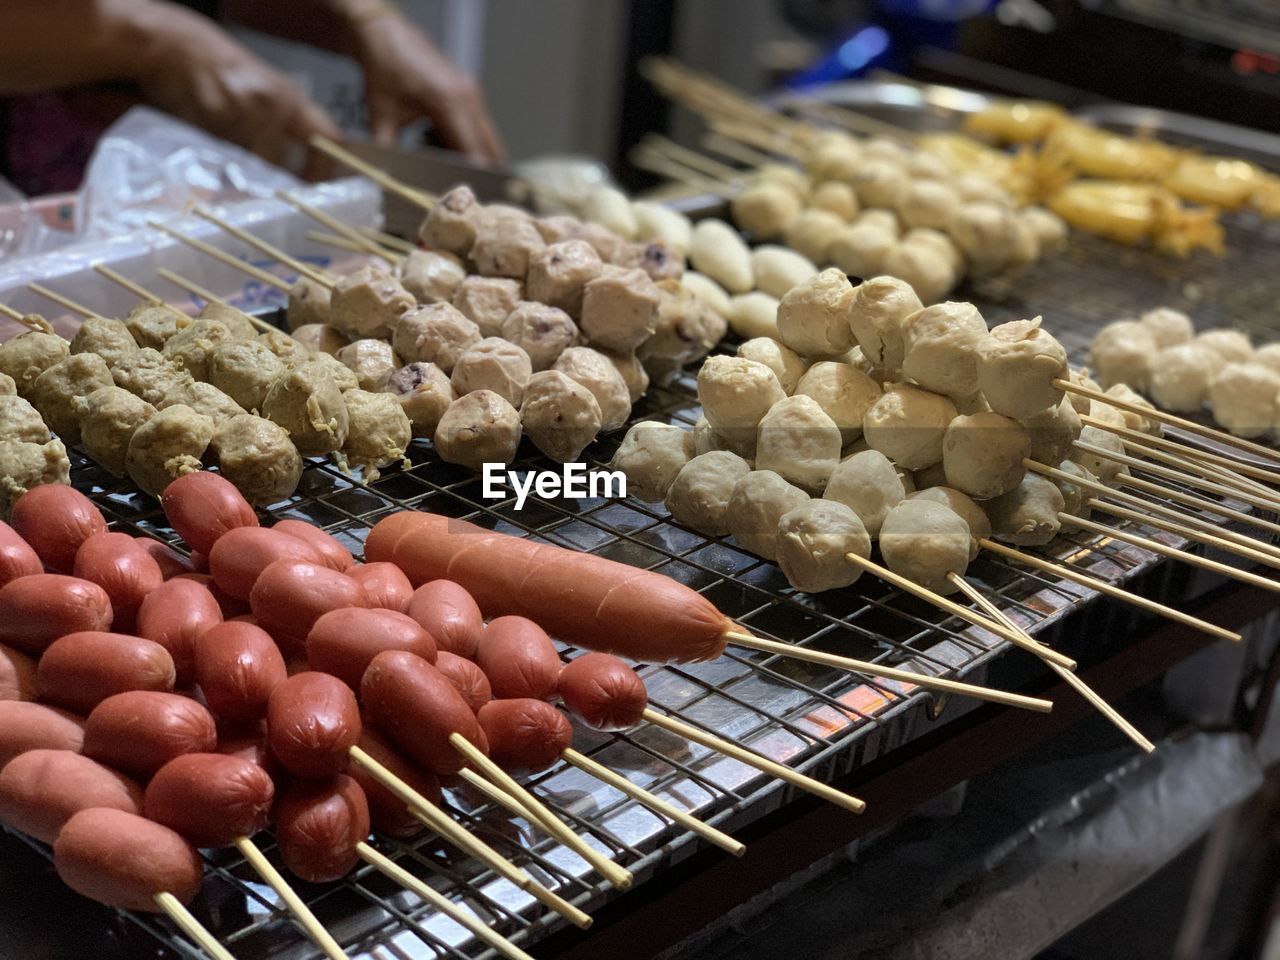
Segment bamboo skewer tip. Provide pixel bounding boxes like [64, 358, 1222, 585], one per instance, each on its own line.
[233, 836, 349, 960]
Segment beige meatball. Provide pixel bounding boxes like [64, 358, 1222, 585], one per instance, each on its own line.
[943, 412, 1030, 499]
[110, 348, 192, 406]
[983, 474, 1065, 547]
[949, 201, 1018, 278]
[158, 381, 246, 425]
[553, 346, 631, 433]
[795, 361, 881, 444]
[72, 386, 154, 477]
[681, 271, 732, 318]
[124, 304, 185, 350]
[398, 249, 466, 304]
[732, 181, 803, 242]
[299, 351, 359, 393]
[0, 330, 68, 397]
[533, 214, 584, 245]
[665, 450, 751, 536]
[804, 137, 861, 183]
[1209, 362, 1280, 438]
[329, 266, 416, 339]
[27, 353, 113, 444]
[526, 240, 603, 320]
[519, 370, 602, 463]
[738, 337, 806, 395]
[756, 164, 811, 199]
[776, 268, 857, 359]
[579, 268, 659, 354]
[693, 415, 751, 459]
[1019, 206, 1068, 252]
[286, 276, 332, 331]
[879, 499, 971, 593]
[1066, 367, 1103, 415]
[419, 184, 483, 254]
[726, 470, 809, 561]
[0, 395, 50, 443]
[336, 339, 400, 392]
[339, 389, 412, 480]
[697, 355, 786, 452]
[434, 389, 522, 469]
[613, 241, 686, 283]
[289, 324, 348, 357]
[160, 319, 237, 383]
[751, 246, 818, 299]
[1021, 397, 1081, 466]
[125, 404, 214, 497]
[208, 340, 286, 412]
[1138, 307, 1194, 348]
[392, 303, 481, 374]
[1253, 343, 1280, 374]
[1052, 459, 1094, 522]
[755, 395, 842, 493]
[824, 449, 905, 536]
[1104, 383, 1161, 436]
[863, 138, 908, 164]
[452, 338, 532, 407]
[907, 486, 990, 561]
[69, 317, 138, 367]
[1148, 343, 1217, 412]
[610, 421, 694, 503]
[898, 179, 962, 231]
[452, 276, 523, 338]
[901, 301, 988, 399]
[880, 241, 957, 306]
[1196, 328, 1252, 365]
[639, 282, 726, 379]
[1068, 424, 1127, 487]
[599, 349, 649, 404]
[783, 208, 846, 266]
[0, 438, 70, 516]
[850, 160, 908, 209]
[809, 182, 859, 222]
[846, 276, 920, 376]
[727, 292, 780, 340]
[863, 383, 957, 470]
[1089, 320, 1156, 391]
[502, 302, 580, 372]
[387, 362, 455, 439]
[776, 499, 871, 593]
[581, 185, 638, 239]
[904, 228, 963, 275]
[195, 303, 256, 341]
[469, 215, 545, 279]
[211, 414, 302, 505]
[256, 329, 311, 362]
[261, 361, 349, 456]
[688, 219, 753, 294]
[955, 175, 1015, 208]
[632, 201, 693, 252]
[1086, 398, 1126, 431]
[977, 317, 1069, 419]
[829, 216, 899, 280]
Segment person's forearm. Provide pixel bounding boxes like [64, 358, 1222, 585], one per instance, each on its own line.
[217, 0, 392, 57]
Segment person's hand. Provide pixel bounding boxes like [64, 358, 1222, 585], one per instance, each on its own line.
[132, 3, 343, 178]
[350, 12, 505, 166]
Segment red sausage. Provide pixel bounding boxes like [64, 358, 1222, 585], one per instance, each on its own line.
[38, 631, 175, 714]
[0, 574, 113, 655]
[272, 519, 354, 572]
[146, 752, 275, 847]
[174, 572, 247, 620]
[266, 672, 361, 778]
[557, 653, 648, 730]
[0, 520, 41, 586]
[274, 775, 370, 883]
[306, 608, 436, 690]
[161, 471, 258, 555]
[10, 485, 107, 573]
[366, 512, 731, 663]
[348, 562, 413, 612]
[249, 559, 367, 637]
[0, 749, 144, 843]
[136, 578, 224, 685]
[406, 580, 483, 658]
[135, 538, 196, 579]
[73, 531, 164, 631]
[0, 701, 86, 766]
[347, 728, 441, 838]
[0, 641, 37, 701]
[434, 652, 491, 713]
[361, 651, 486, 775]
[208, 527, 320, 602]
[477, 700, 573, 774]
[194, 621, 287, 722]
[84, 692, 218, 778]
[475, 616, 561, 701]
[55, 808, 204, 911]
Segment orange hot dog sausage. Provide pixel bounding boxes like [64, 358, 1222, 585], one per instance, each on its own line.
[557, 653, 648, 730]
[348, 562, 414, 612]
[134, 538, 196, 580]
[477, 699, 573, 774]
[0, 701, 86, 766]
[145, 752, 275, 847]
[38, 631, 176, 715]
[434, 652, 491, 713]
[194, 621, 287, 722]
[366, 512, 731, 664]
[272, 519, 355, 572]
[55, 808, 204, 911]
[347, 728, 441, 838]
[208, 527, 320, 602]
[405, 579, 484, 658]
[0, 574, 113, 655]
[73, 531, 165, 631]
[360, 651, 486, 776]
[0, 749, 144, 843]
[274, 774, 370, 883]
[0, 641, 37, 701]
[249, 559, 367, 637]
[306, 608, 436, 690]
[0, 520, 41, 586]
[136, 578, 224, 685]
[267, 672, 362, 778]
[475, 616, 561, 701]
[10, 485, 107, 573]
[161, 471, 258, 555]
[84, 692, 218, 779]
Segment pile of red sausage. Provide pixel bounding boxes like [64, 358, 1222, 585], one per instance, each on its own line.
[0, 476, 652, 916]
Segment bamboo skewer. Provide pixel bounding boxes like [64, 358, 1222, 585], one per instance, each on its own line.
[190, 208, 333, 286]
[0, 303, 24, 322]
[91, 264, 188, 322]
[1113, 441, 1280, 515]
[706, 119, 805, 160]
[234, 837, 350, 960]
[276, 190, 396, 262]
[726, 630, 1055, 711]
[1085, 415, 1280, 488]
[149, 220, 310, 292]
[308, 135, 437, 210]
[628, 146, 737, 198]
[450, 734, 635, 890]
[158, 269, 233, 305]
[306, 231, 376, 257]
[978, 539, 1241, 642]
[701, 132, 776, 168]
[1086, 499, 1280, 570]
[641, 133, 742, 183]
[784, 97, 917, 144]
[640, 706, 866, 814]
[361, 225, 418, 255]
[26, 282, 103, 320]
[153, 892, 239, 960]
[949, 577, 1155, 753]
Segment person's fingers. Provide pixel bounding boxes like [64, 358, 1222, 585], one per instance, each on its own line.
[287, 94, 344, 180]
[469, 105, 507, 166]
[369, 106, 400, 149]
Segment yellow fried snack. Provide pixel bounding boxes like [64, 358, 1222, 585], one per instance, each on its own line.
[1047, 180, 1224, 257]
[964, 100, 1067, 145]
